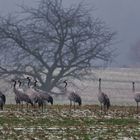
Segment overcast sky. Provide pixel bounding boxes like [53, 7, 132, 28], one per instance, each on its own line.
[0, 0, 140, 67]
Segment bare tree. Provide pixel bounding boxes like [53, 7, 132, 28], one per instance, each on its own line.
[129, 41, 140, 65]
[0, 0, 116, 95]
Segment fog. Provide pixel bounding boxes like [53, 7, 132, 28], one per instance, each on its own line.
[0, 0, 140, 67]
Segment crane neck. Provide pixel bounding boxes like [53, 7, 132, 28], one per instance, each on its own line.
[132, 82, 135, 92]
[18, 80, 22, 87]
[27, 79, 31, 88]
[12, 80, 16, 89]
[34, 80, 37, 89]
[63, 80, 68, 93]
[64, 81, 67, 88]
[12, 80, 18, 94]
[98, 79, 102, 93]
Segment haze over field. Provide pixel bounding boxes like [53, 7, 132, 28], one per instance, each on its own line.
[0, 0, 140, 105]
[3, 68, 140, 105]
[0, 0, 140, 67]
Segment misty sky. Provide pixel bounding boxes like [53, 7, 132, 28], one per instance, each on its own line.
[0, 0, 140, 67]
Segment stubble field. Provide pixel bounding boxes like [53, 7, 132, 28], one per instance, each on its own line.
[0, 105, 140, 140]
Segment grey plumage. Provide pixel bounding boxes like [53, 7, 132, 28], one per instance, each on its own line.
[0, 91, 6, 104]
[15, 96, 21, 105]
[0, 91, 6, 110]
[12, 79, 33, 108]
[25, 77, 39, 105]
[98, 78, 110, 111]
[132, 82, 140, 113]
[12, 80, 21, 105]
[35, 88, 53, 105]
[68, 92, 82, 106]
[34, 80, 53, 105]
[16, 80, 22, 105]
[28, 80, 53, 112]
[25, 77, 45, 111]
[64, 80, 82, 108]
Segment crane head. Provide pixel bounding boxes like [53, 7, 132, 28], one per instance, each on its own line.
[132, 81, 135, 85]
[17, 80, 22, 87]
[26, 77, 31, 80]
[11, 79, 16, 82]
[63, 80, 68, 88]
[34, 80, 38, 87]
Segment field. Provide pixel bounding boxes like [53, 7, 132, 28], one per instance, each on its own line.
[1, 68, 140, 139]
[0, 105, 140, 140]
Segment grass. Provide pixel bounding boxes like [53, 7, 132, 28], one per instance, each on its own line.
[99, 118, 139, 125]
[0, 104, 140, 140]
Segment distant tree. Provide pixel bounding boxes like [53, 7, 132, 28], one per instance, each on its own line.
[130, 41, 140, 63]
[0, 0, 116, 94]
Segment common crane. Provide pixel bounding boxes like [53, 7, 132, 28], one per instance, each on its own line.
[12, 79, 33, 110]
[63, 80, 82, 109]
[132, 81, 140, 113]
[0, 91, 6, 110]
[98, 78, 110, 112]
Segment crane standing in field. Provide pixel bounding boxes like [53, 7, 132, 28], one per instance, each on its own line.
[12, 79, 33, 110]
[33, 80, 53, 105]
[63, 80, 82, 109]
[98, 78, 110, 112]
[0, 91, 6, 110]
[33, 80, 53, 112]
[25, 77, 44, 110]
[132, 82, 140, 113]
[15, 80, 22, 107]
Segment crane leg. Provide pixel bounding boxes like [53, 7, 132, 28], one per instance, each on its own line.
[104, 105, 106, 112]
[44, 102, 46, 110]
[19, 103, 21, 111]
[0, 105, 2, 110]
[74, 102, 75, 110]
[70, 100, 72, 109]
[137, 102, 139, 114]
[33, 103, 36, 110]
[16, 103, 18, 111]
[100, 104, 102, 111]
[26, 103, 28, 111]
[41, 103, 44, 113]
[19, 103, 20, 110]
[21, 102, 23, 110]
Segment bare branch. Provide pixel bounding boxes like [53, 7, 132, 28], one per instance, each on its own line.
[0, 0, 116, 95]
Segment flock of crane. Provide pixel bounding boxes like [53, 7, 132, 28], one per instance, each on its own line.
[0, 77, 140, 113]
